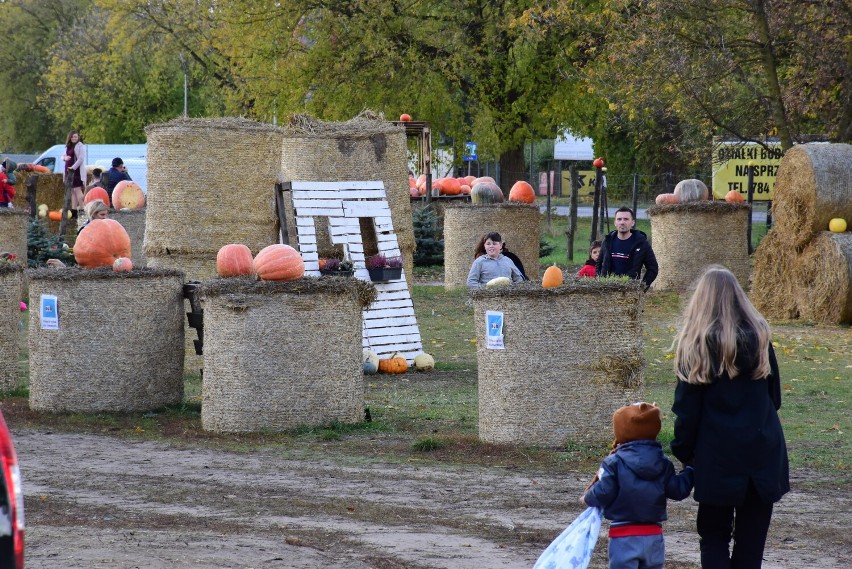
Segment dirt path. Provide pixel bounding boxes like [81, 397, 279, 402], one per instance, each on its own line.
[16, 429, 850, 568]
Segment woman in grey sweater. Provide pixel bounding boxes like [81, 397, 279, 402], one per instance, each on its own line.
[466, 232, 524, 288]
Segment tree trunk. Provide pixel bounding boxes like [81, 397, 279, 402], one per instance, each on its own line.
[751, 0, 794, 151]
[498, 146, 526, 197]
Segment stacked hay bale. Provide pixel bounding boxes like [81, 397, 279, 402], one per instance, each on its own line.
[198, 277, 376, 433]
[0, 209, 28, 261]
[11, 172, 67, 234]
[0, 262, 23, 391]
[649, 202, 751, 291]
[145, 117, 283, 372]
[28, 267, 185, 412]
[471, 280, 645, 446]
[279, 112, 416, 286]
[145, 118, 283, 277]
[752, 143, 852, 324]
[111, 209, 147, 267]
[443, 203, 541, 289]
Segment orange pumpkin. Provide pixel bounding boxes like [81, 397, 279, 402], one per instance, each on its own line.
[253, 244, 305, 281]
[47, 210, 62, 221]
[84, 187, 110, 208]
[441, 177, 461, 195]
[508, 181, 536, 204]
[724, 190, 745, 203]
[378, 352, 408, 373]
[459, 184, 471, 195]
[399, 113, 412, 122]
[113, 181, 146, 209]
[655, 193, 679, 206]
[542, 263, 564, 288]
[112, 257, 133, 272]
[216, 244, 254, 277]
[74, 219, 131, 268]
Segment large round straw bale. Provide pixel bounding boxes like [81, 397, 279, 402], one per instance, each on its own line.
[648, 201, 750, 291]
[144, 118, 283, 279]
[750, 229, 799, 320]
[27, 267, 185, 412]
[198, 277, 376, 433]
[793, 232, 852, 324]
[11, 172, 67, 234]
[0, 264, 23, 391]
[111, 209, 147, 267]
[280, 112, 416, 285]
[0, 209, 28, 261]
[772, 143, 852, 251]
[443, 203, 541, 289]
[472, 280, 645, 446]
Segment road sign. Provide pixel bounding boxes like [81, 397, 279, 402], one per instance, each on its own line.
[464, 142, 477, 162]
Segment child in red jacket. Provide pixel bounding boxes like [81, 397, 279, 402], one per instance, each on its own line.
[0, 162, 15, 207]
[576, 240, 601, 278]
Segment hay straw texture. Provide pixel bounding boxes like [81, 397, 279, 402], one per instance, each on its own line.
[771, 143, 852, 251]
[472, 280, 645, 446]
[11, 172, 68, 234]
[144, 118, 282, 279]
[280, 112, 416, 285]
[27, 268, 185, 412]
[0, 209, 29, 261]
[443, 204, 541, 289]
[794, 232, 852, 324]
[648, 202, 751, 290]
[112, 209, 147, 267]
[750, 229, 799, 320]
[0, 265, 23, 390]
[199, 277, 370, 433]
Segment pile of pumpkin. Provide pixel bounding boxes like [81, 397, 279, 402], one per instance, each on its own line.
[655, 178, 744, 205]
[362, 349, 434, 375]
[216, 243, 305, 281]
[409, 175, 536, 205]
[39, 182, 146, 221]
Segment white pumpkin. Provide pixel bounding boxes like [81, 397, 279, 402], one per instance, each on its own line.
[363, 349, 380, 364]
[413, 353, 435, 372]
[363, 360, 379, 375]
[485, 276, 512, 288]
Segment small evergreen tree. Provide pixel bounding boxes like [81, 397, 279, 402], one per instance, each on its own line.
[27, 219, 76, 267]
[412, 206, 444, 266]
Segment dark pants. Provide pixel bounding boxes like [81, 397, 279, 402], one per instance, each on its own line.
[697, 484, 774, 569]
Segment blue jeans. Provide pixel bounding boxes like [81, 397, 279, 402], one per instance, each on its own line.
[608, 534, 665, 569]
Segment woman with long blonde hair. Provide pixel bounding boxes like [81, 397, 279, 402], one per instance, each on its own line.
[671, 265, 788, 568]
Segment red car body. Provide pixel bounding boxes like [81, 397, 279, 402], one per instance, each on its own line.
[0, 409, 24, 568]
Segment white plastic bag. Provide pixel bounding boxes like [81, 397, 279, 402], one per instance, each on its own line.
[532, 507, 602, 569]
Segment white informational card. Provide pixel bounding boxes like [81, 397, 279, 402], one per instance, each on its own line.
[485, 310, 505, 350]
[40, 294, 59, 330]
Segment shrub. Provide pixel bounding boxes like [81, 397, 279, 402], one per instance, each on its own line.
[412, 206, 444, 266]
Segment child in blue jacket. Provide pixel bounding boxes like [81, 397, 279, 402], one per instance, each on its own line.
[581, 402, 693, 569]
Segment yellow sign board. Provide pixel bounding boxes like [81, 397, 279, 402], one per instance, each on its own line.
[711, 142, 782, 201]
[560, 170, 598, 203]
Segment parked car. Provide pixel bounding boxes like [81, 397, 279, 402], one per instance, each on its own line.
[0, 409, 24, 568]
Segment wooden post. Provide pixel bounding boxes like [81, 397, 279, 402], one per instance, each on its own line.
[746, 164, 755, 254]
[26, 174, 38, 219]
[591, 168, 602, 241]
[545, 161, 552, 230]
[568, 166, 579, 262]
[631, 173, 639, 217]
[600, 168, 610, 235]
[58, 175, 73, 237]
[766, 200, 773, 230]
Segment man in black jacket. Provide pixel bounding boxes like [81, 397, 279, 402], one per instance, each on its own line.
[105, 157, 132, 206]
[596, 206, 658, 289]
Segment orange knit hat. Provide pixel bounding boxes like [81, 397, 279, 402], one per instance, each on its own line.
[613, 402, 661, 444]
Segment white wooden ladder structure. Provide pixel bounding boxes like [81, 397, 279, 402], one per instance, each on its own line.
[278, 181, 423, 361]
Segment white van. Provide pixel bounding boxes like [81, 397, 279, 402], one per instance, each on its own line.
[33, 144, 147, 192]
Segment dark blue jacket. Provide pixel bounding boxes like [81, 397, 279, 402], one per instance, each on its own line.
[584, 440, 693, 525]
[596, 229, 658, 288]
[105, 167, 132, 200]
[671, 333, 789, 506]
